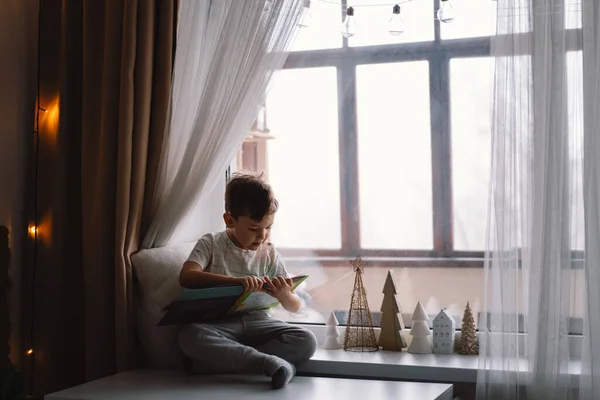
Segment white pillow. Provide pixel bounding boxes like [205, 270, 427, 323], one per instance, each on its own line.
[131, 242, 195, 368]
[132, 242, 195, 310]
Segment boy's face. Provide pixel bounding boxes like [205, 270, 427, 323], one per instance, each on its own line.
[224, 212, 275, 251]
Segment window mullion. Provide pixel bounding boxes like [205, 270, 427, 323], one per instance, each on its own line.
[338, 60, 360, 256]
[433, 0, 441, 41]
[429, 54, 453, 255]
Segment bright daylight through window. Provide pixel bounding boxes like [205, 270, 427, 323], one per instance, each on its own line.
[233, 0, 496, 325]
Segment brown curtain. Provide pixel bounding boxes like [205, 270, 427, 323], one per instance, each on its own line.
[27, 0, 176, 395]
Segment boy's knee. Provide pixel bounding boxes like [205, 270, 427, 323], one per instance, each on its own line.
[179, 324, 210, 353]
[296, 327, 318, 360]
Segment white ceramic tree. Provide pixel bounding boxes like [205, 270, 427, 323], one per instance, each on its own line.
[408, 301, 432, 354]
[323, 311, 343, 349]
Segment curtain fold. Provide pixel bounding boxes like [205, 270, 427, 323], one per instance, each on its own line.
[81, 0, 176, 378]
[477, 0, 600, 398]
[580, 1, 600, 397]
[142, 0, 304, 249]
[30, 0, 176, 394]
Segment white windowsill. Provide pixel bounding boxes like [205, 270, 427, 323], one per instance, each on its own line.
[298, 323, 479, 383]
[298, 348, 480, 383]
[297, 325, 583, 385]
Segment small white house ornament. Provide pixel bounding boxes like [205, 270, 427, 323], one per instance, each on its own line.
[432, 308, 455, 354]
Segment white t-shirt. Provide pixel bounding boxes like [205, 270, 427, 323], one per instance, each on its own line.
[186, 230, 289, 279]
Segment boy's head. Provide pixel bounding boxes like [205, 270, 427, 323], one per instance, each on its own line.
[223, 172, 278, 250]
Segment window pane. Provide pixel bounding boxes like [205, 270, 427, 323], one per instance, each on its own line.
[348, 0, 434, 47]
[292, 1, 343, 51]
[265, 68, 342, 249]
[565, 0, 582, 30]
[441, 0, 497, 39]
[357, 62, 433, 249]
[567, 51, 584, 251]
[450, 57, 492, 251]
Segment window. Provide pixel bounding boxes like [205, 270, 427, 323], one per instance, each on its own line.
[234, 0, 500, 324]
[450, 57, 492, 251]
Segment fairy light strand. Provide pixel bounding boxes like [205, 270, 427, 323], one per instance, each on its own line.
[300, 0, 583, 33]
[28, 0, 44, 397]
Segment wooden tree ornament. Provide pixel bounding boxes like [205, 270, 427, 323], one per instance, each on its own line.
[343, 256, 378, 352]
[457, 301, 479, 355]
[378, 270, 407, 351]
[323, 312, 343, 349]
[408, 301, 432, 354]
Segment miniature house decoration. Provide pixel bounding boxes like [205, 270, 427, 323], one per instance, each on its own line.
[408, 301, 432, 354]
[432, 308, 455, 354]
[323, 311, 343, 350]
[378, 270, 407, 351]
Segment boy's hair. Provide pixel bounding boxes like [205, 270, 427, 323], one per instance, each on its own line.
[225, 172, 278, 220]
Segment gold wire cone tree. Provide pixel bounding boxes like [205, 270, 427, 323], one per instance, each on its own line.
[343, 256, 378, 352]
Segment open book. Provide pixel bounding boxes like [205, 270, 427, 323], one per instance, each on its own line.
[157, 275, 308, 326]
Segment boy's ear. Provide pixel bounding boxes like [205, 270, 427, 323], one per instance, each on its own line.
[223, 212, 235, 228]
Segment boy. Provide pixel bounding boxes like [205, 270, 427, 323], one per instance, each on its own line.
[178, 172, 317, 389]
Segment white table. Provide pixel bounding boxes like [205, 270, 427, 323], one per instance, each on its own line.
[45, 370, 453, 400]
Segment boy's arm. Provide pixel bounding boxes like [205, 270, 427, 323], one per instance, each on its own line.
[263, 276, 302, 313]
[179, 262, 263, 291]
[265, 246, 302, 313]
[179, 262, 238, 288]
[278, 289, 303, 313]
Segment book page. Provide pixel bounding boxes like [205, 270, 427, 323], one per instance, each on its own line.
[235, 291, 279, 312]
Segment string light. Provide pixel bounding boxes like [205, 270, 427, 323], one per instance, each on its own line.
[302, 0, 459, 37]
[437, 0, 456, 23]
[28, 225, 37, 238]
[28, 0, 43, 397]
[388, 4, 405, 35]
[298, 0, 312, 28]
[341, 6, 357, 37]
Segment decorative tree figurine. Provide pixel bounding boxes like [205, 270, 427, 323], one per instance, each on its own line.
[457, 301, 479, 355]
[323, 311, 343, 349]
[378, 270, 407, 351]
[343, 256, 378, 352]
[408, 301, 432, 354]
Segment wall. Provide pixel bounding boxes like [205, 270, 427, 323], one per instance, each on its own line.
[0, 0, 38, 366]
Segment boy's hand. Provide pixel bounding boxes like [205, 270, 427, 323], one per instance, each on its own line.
[237, 276, 263, 292]
[262, 276, 293, 300]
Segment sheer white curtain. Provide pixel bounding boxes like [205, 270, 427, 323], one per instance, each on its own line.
[477, 0, 600, 398]
[142, 0, 304, 248]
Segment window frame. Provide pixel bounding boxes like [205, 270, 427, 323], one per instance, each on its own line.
[241, 1, 584, 268]
[276, 0, 490, 266]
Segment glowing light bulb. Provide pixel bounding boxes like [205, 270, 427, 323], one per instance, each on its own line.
[298, 0, 312, 28]
[437, 0, 455, 23]
[341, 6, 357, 38]
[388, 4, 405, 36]
[26, 349, 34, 355]
[28, 224, 37, 238]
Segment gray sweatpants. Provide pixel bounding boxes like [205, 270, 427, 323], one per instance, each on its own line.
[179, 313, 318, 376]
